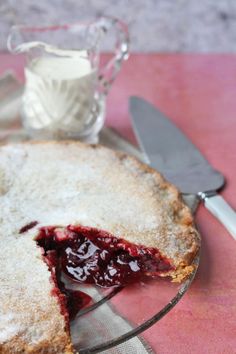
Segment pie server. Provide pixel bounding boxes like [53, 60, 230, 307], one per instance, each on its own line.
[129, 96, 236, 240]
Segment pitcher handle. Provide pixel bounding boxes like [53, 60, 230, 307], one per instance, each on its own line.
[96, 17, 129, 95]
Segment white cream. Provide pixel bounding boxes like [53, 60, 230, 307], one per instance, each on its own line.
[30, 56, 92, 80]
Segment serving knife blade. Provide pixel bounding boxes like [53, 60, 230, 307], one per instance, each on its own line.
[129, 96, 236, 239]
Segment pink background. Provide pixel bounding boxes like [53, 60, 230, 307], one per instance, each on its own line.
[1, 53, 236, 353]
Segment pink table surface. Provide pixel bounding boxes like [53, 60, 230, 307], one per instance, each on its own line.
[1, 53, 236, 353]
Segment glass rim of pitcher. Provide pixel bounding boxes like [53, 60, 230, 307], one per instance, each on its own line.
[7, 15, 129, 35]
[7, 16, 129, 55]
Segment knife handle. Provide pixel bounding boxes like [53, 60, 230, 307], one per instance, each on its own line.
[201, 193, 236, 240]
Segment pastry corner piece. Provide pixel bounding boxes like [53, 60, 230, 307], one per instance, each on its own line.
[0, 141, 200, 353]
[0, 227, 74, 353]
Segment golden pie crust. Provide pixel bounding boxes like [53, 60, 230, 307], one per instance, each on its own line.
[0, 141, 200, 353]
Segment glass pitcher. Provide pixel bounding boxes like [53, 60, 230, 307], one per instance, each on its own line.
[7, 17, 129, 142]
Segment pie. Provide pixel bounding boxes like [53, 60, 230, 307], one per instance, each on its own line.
[0, 141, 200, 353]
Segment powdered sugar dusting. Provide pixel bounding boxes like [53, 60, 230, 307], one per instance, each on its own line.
[0, 314, 24, 342]
[0, 142, 199, 348]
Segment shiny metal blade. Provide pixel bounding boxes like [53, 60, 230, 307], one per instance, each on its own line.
[129, 96, 224, 194]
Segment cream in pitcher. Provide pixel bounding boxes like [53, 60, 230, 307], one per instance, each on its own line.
[7, 18, 129, 141]
[23, 48, 97, 133]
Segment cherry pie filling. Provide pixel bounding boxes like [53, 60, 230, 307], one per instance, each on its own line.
[33, 224, 173, 320]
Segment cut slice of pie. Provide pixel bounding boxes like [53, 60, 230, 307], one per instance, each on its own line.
[0, 141, 200, 353]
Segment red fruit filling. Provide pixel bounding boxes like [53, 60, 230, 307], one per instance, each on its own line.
[19, 221, 38, 234]
[36, 225, 173, 285]
[33, 224, 173, 321]
[40, 246, 91, 321]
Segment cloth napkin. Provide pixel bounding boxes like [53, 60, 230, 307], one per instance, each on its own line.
[0, 72, 199, 354]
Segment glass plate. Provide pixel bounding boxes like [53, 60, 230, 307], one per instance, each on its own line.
[68, 254, 200, 353]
